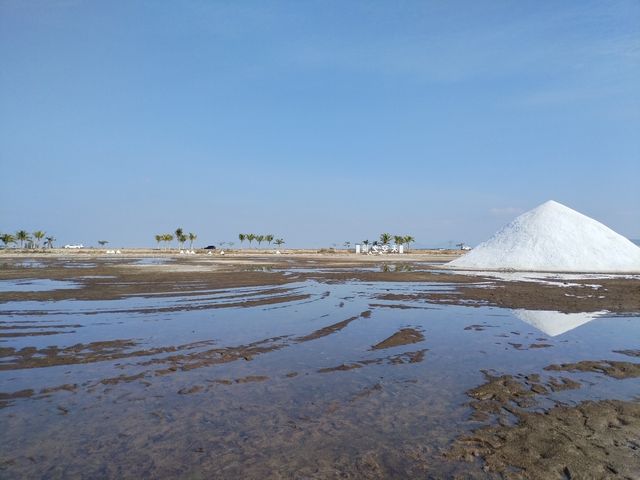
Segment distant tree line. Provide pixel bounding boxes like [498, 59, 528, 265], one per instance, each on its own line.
[1, 230, 54, 249]
[154, 228, 197, 250]
[237, 233, 284, 248]
[356, 234, 415, 250]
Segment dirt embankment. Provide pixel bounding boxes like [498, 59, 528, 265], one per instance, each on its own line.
[371, 328, 424, 350]
[378, 277, 640, 313]
[451, 399, 640, 479]
[3, 255, 638, 314]
[448, 358, 640, 479]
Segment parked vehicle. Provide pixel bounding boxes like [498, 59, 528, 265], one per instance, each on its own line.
[203, 245, 216, 250]
[63, 244, 84, 249]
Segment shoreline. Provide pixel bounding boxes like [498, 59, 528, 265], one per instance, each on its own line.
[1, 253, 639, 313]
[0, 247, 463, 258]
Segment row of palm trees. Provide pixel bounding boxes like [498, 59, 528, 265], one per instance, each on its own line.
[1, 230, 55, 249]
[358, 234, 415, 250]
[155, 228, 198, 250]
[238, 233, 285, 248]
[1, 229, 410, 252]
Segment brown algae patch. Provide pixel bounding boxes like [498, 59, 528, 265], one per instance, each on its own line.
[449, 360, 640, 478]
[613, 349, 640, 358]
[464, 324, 498, 331]
[466, 372, 537, 421]
[295, 310, 371, 342]
[544, 360, 640, 379]
[144, 336, 290, 374]
[0, 389, 34, 409]
[370, 328, 424, 350]
[318, 349, 427, 373]
[508, 342, 553, 351]
[0, 340, 215, 371]
[449, 399, 640, 479]
[0, 330, 76, 338]
[378, 278, 640, 314]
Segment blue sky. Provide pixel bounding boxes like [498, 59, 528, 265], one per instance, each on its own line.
[1, 0, 639, 248]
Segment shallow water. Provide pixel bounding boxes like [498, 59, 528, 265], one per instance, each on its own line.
[0, 278, 80, 293]
[1, 268, 639, 478]
[3, 259, 46, 269]
[130, 257, 173, 266]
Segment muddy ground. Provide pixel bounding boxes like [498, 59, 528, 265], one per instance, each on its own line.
[448, 366, 640, 479]
[1, 253, 639, 313]
[1, 253, 639, 479]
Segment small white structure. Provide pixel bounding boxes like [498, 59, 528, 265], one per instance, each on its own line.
[355, 243, 404, 254]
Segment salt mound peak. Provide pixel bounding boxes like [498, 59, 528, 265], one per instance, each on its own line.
[513, 309, 604, 336]
[448, 200, 640, 273]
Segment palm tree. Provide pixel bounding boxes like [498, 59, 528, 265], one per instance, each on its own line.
[247, 233, 256, 248]
[256, 235, 265, 248]
[175, 228, 183, 249]
[393, 235, 404, 248]
[45, 236, 55, 249]
[98, 240, 109, 247]
[238, 233, 246, 248]
[188, 232, 197, 249]
[163, 234, 173, 249]
[1, 233, 16, 248]
[15, 230, 30, 249]
[265, 234, 274, 247]
[362, 239, 369, 247]
[274, 238, 285, 248]
[344, 241, 351, 249]
[155, 235, 162, 249]
[403, 235, 415, 251]
[33, 231, 45, 248]
[379, 233, 392, 245]
[178, 233, 187, 250]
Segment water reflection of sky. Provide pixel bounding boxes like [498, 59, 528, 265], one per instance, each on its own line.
[512, 309, 607, 336]
[130, 257, 173, 266]
[1, 275, 639, 478]
[0, 278, 80, 293]
[2, 279, 638, 390]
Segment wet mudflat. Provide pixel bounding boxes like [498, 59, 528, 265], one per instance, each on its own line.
[1, 255, 639, 479]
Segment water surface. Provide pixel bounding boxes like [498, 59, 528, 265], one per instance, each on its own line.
[1, 264, 638, 478]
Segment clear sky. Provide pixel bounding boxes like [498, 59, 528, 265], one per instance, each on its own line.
[1, 0, 639, 248]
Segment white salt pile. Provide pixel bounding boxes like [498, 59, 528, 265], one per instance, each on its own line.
[513, 309, 605, 336]
[448, 200, 640, 273]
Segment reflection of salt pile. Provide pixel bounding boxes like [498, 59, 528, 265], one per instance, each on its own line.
[449, 200, 640, 273]
[513, 309, 605, 336]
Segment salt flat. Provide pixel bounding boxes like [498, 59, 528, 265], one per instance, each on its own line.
[1, 254, 639, 478]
